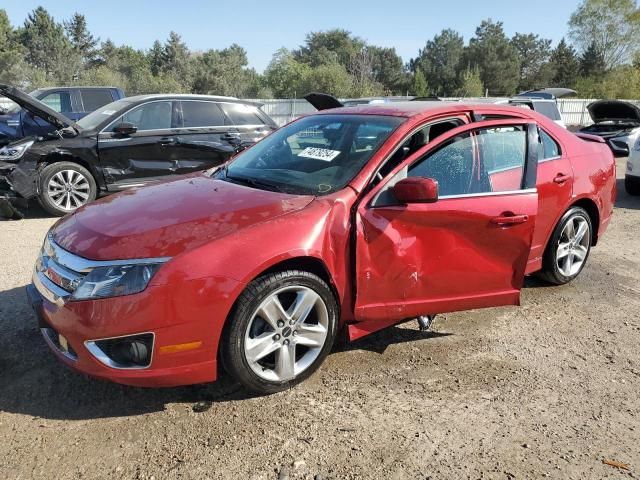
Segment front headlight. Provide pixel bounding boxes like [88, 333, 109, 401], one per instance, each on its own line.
[71, 263, 164, 301]
[0, 140, 34, 162]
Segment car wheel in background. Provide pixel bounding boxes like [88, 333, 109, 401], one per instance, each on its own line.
[38, 162, 97, 216]
[222, 270, 338, 394]
[538, 206, 593, 285]
[625, 175, 640, 196]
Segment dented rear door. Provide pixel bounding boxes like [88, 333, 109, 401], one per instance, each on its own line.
[352, 120, 539, 334]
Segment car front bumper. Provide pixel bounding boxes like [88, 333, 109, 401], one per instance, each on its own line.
[26, 269, 234, 388]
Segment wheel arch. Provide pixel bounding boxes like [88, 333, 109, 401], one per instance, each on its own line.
[570, 196, 601, 245]
[39, 152, 101, 188]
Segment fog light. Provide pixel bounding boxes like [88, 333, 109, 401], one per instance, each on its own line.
[86, 333, 154, 369]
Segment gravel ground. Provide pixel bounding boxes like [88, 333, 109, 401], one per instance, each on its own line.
[0, 159, 638, 480]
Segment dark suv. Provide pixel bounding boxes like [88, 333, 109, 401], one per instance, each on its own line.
[0, 86, 277, 216]
[0, 86, 125, 146]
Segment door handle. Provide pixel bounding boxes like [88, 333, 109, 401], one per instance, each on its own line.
[491, 214, 529, 226]
[553, 173, 571, 184]
[160, 137, 177, 146]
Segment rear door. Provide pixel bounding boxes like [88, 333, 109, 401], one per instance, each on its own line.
[218, 102, 276, 148]
[97, 100, 179, 188]
[353, 120, 539, 330]
[169, 100, 240, 173]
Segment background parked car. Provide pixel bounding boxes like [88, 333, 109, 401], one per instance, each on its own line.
[0, 86, 277, 216]
[0, 86, 125, 146]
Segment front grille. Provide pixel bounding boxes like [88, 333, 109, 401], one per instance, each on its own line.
[35, 234, 86, 294]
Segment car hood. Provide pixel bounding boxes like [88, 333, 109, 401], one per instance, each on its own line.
[51, 174, 314, 260]
[587, 100, 640, 124]
[0, 84, 76, 130]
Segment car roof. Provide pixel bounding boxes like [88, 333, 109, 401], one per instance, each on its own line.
[122, 94, 259, 105]
[34, 86, 121, 91]
[315, 101, 537, 118]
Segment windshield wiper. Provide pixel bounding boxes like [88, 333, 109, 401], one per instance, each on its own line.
[224, 169, 286, 193]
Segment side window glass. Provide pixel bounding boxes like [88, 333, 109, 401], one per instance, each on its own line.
[114, 101, 172, 131]
[219, 103, 264, 125]
[40, 92, 72, 113]
[81, 90, 114, 111]
[538, 129, 560, 160]
[180, 101, 225, 128]
[407, 126, 527, 196]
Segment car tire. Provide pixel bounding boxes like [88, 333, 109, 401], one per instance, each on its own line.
[538, 206, 593, 285]
[222, 270, 338, 394]
[625, 176, 640, 196]
[38, 162, 97, 217]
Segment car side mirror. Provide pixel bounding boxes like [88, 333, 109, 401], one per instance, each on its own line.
[609, 139, 629, 158]
[113, 122, 137, 136]
[393, 177, 439, 204]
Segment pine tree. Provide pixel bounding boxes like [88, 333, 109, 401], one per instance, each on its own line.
[412, 69, 429, 96]
[580, 42, 606, 77]
[64, 13, 99, 65]
[550, 38, 579, 87]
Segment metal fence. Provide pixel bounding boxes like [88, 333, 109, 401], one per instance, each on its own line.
[3, 96, 638, 128]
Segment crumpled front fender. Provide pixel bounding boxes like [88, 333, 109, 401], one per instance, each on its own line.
[0, 158, 39, 199]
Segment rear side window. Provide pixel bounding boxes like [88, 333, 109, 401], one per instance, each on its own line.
[39, 91, 72, 113]
[534, 102, 561, 121]
[538, 129, 561, 159]
[179, 101, 226, 127]
[220, 103, 265, 125]
[81, 90, 114, 111]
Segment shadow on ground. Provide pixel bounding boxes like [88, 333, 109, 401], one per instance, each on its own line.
[0, 284, 454, 421]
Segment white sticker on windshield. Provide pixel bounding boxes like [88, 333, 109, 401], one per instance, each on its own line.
[101, 110, 116, 115]
[298, 147, 341, 162]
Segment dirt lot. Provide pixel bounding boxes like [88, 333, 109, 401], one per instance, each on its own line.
[0, 159, 638, 480]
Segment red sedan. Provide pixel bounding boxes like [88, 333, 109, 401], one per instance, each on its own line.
[27, 101, 616, 393]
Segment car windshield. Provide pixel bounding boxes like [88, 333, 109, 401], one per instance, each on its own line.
[223, 114, 403, 195]
[76, 99, 132, 130]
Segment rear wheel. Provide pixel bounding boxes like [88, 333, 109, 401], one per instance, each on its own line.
[222, 270, 338, 394]
[625, 175, 640, 196]
[538, 206, 592, 285]
[38, 162, 97, 216]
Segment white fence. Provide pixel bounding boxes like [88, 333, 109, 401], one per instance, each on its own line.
[3, 96, 638, 128]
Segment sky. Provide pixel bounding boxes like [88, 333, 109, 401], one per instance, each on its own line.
[3, 0, 581, 72]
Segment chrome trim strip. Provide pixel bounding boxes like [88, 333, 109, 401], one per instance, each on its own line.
[84, 332, 155, 370]
[45, 234, 170, 274]
[33, 269, 69, 306]
[439, 188, 537, 200]
[41, 327, 77, 362]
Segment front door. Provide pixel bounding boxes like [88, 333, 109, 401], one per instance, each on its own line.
[352, 120, 539, 334]
[97, 100, 178, 188]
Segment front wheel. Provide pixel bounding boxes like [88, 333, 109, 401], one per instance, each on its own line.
[538, 206, 592, 285]
[38, 162, 97, 216]
[222, 270, 338, 394]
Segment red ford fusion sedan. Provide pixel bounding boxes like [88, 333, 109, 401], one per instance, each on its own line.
[27, 101, 616, 393]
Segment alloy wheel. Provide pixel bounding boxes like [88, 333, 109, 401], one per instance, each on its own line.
[47, 169, 91, 211]
[556, 215, 590, 277]
[244, 286, 329, 382]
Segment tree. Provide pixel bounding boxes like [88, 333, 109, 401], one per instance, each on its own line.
[367, 46, 406, 94]
[465, 19, 521, 96]
[0, 9, 27, 86]
[293, 29, 365, 69]
[580, 41, 606, 76]
[456, 67, 484, 97]
[64, 13, 99, 65]
[569, 0, 640, 70]
[264, 48, 310, 97]
[511, 33, 553, 91]
[192, 44, 259, 97]
[148, 40, 163, 76]
[19, 7, 78, 81]
[412, 69, 429, 96]
[550, 38, 580, 87]
[299, 62, 353, 97]
[412, 29, 464, 96]
[160, 32, 191, 89]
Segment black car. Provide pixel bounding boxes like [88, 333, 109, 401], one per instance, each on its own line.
[0, 85, 277, 216]
[0, 86, 126, 146]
